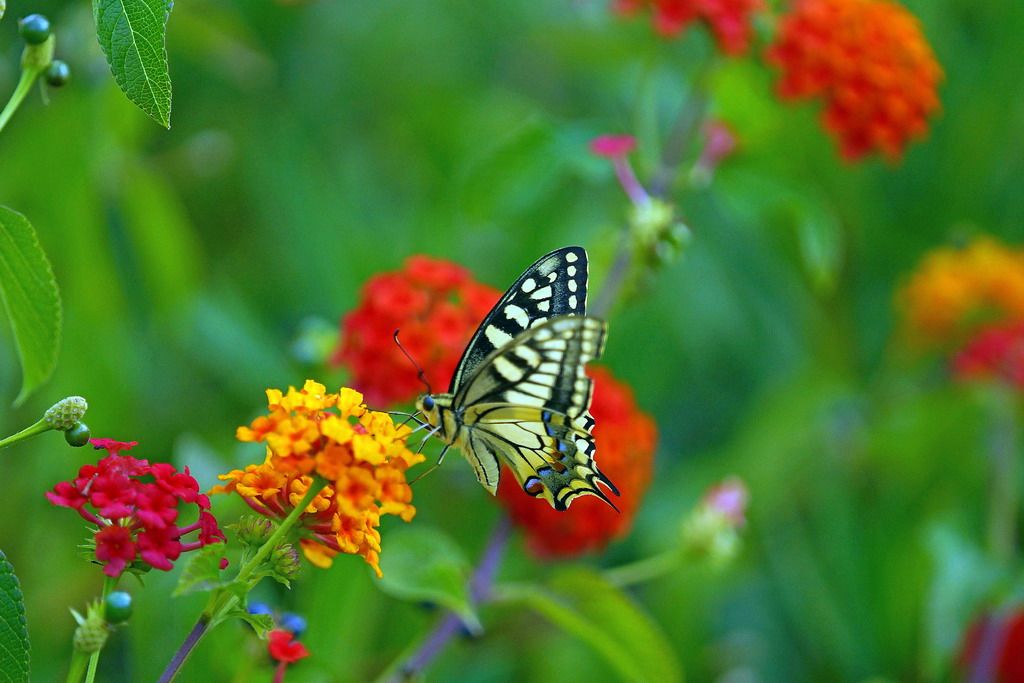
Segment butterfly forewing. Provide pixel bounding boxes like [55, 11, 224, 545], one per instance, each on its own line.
[448, 246, 588, 393]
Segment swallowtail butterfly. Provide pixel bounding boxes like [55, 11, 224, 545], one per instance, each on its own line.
[414, 246, 619, 511]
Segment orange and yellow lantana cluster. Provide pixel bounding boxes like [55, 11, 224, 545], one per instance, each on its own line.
[214, 381, 424, 576]
[898, 238, 1024, 347]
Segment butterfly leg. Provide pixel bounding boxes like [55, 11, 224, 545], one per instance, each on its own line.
[408, 444, 450, 486]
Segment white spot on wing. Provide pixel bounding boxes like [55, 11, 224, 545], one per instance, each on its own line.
[565, 252, 579, 263]
[568, 280, 578, 292]
[568, 295, 578, 309]
[531, 285, 553, 300]
[567, 265, 577, 276]
[485, 325, 514, 348]
[504, 304, 529, 329]
[547, 271, 558, 282]
[537, 300, 551, 312]
[521, 278, 537, 293]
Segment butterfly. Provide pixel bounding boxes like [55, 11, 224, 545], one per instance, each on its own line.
[413, 246, 619, 511]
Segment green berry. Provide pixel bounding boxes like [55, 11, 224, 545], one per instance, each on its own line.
[65, 422, 91, 447]
[44, 60, 70, 87]
[18, 14, 51, 45]
[104, 591, 132, 624]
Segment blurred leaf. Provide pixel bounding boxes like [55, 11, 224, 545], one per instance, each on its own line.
[377, 526, 479, 633]
[792, 200, 843, 294]
[173, 544, 228, 597]
[923, 525, 1007, 679]
[93, 0, 173, 127]
[117, 163, 202, 314]
[497, 568, 682, 683]
[0, 550, 29, 683]
[0, 207, 61, 406]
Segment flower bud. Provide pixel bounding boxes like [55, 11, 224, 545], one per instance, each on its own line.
[273, 543, 301, 580]
[681, 478, 749, 566]
[72, 611, 109, 653]
[44, 396, 88, 431]
[280, 612, 307, 637]
[234, 515, 274, 547]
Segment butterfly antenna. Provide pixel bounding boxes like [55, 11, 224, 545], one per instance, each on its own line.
[393, 329, 433, 394]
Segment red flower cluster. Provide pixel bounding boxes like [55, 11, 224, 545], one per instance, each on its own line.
[333, 256, 500, 407]
[953, 322, 1024, 388]
[766, 0, 942, 161]
[46, 439, 225, 577]
[959, 610, 1024, 683]
[615, 0, 764, 55]
[497, 367, 657, 557]
[268, 629, 310, 664]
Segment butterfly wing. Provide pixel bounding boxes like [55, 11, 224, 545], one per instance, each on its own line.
[455, 315, 618, 510]
[448, 246, 588, 393]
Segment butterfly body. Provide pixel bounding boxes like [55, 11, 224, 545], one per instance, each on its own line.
[414, 247, 619, 511]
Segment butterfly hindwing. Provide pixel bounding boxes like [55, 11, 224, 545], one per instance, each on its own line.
[448, 246, 588, 393]
[457, 315, 616, 509]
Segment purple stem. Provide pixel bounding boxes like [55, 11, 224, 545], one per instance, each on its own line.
[156, 616, 210, 683]
[396, 516, 513, 680]
[613, 157, 650, 207]
[969, 614, 1007, 683]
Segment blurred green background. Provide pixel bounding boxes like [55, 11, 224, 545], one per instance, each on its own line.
[1, 0, 1023, 680]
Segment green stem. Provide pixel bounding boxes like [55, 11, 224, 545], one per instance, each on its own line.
[602, 548, 683, 588]
[986, 390, 1019, 563]
[0, 417, 51, 449]
[65, 652, 89, 683]
[0, 65, 41, 135]
[157, 479, 326, 683]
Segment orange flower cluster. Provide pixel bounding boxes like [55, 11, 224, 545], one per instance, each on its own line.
[615, 0, 763, 55]
[333, 256, 500, 407]
[898, 238, 1024, 347]
[497, 367, 656, 557]
[214, 381, 424, 576]
[766, 0, 942, 161]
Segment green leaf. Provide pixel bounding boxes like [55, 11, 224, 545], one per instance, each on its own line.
[377, 526, 479, 633]
[226, 607, 274, 639]
[173, 544, 227, 596]
[92, 0, 173, 128]
[0, 550, 30, 683]
[0, 207, 61, 406]
[496, 569, 682, 683]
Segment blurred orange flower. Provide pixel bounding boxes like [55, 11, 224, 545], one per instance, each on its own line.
[214, 381, 424, 576]
[898, 238, 1024, 347]
[766, 0, 942, 161]
[615, 0, 764, 55]
[333, 256, 500, 407]
[497, 367, 656, 557]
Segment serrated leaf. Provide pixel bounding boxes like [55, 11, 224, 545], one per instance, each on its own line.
[0, 207, 61, 406]
[92, 0, 173, 127]
[0, 550, 30, 683]
[498, 569, 682, 683]
[173, 544, 227, 596]
[377, 527, 479, 632]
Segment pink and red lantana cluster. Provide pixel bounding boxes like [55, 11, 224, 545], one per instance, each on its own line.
[46, 439, 225, 577]
[615, 0, 764, 55]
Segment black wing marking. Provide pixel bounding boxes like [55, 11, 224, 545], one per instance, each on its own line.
[448, 246, 588, 393]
